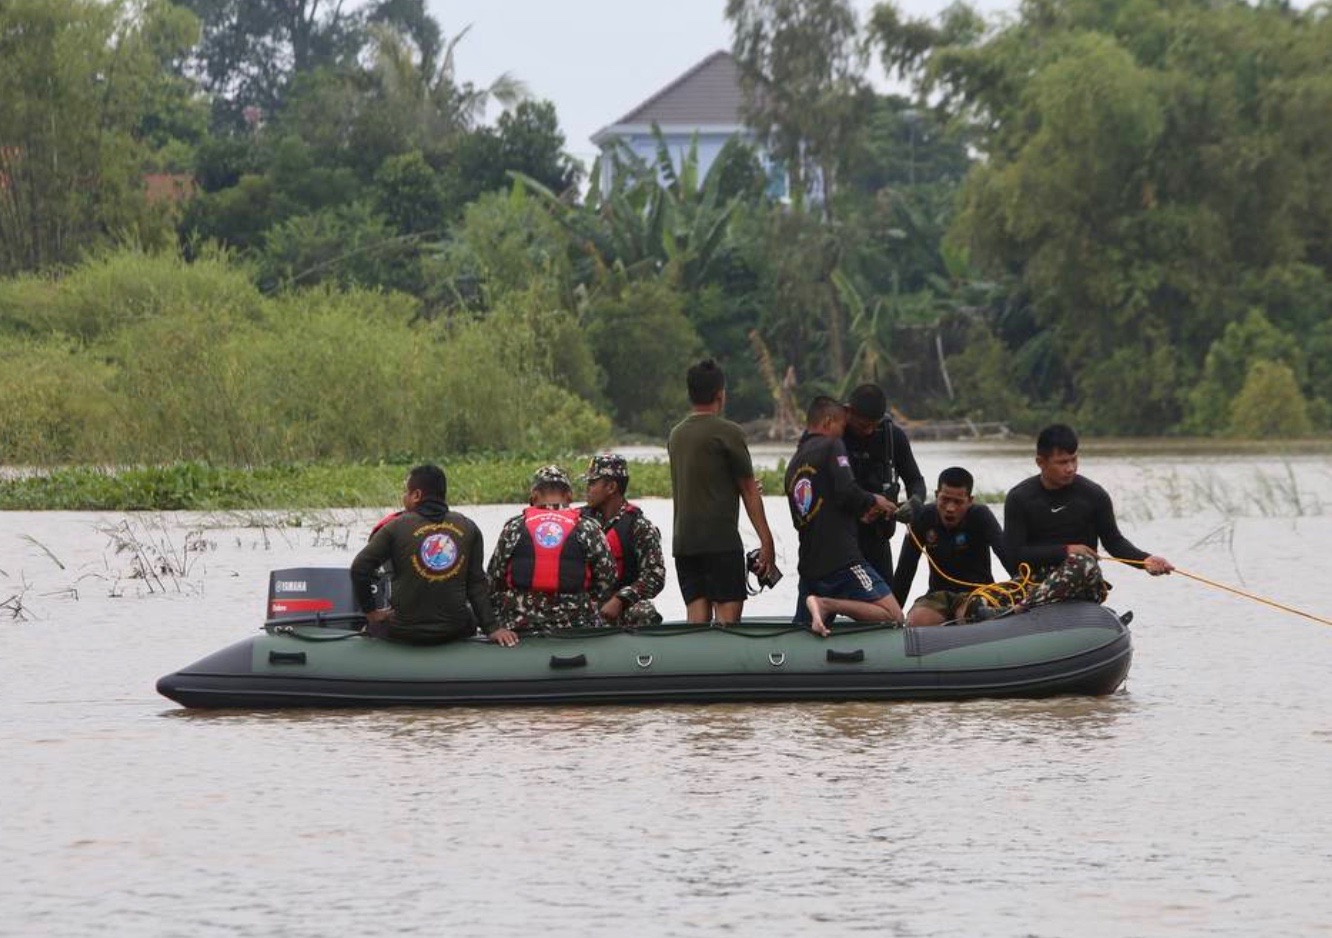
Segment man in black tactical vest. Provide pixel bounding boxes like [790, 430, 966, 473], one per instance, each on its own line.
[841, 383, 927, 583]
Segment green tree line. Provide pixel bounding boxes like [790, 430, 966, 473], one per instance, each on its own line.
[0, 0, 1327, 468]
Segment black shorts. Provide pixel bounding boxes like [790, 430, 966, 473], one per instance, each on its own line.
[674, 551, 747, 604]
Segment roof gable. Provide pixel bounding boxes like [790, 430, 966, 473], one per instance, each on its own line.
[598, 50, 747, 135]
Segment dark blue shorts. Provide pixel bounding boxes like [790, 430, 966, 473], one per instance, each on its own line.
[793, 563, 891, 624]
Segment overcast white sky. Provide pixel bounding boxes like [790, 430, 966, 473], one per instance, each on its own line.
[426, 0, 1015, 166]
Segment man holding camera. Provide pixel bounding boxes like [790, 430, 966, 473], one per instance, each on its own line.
[786, 396, 906, 635]
[669, 359, 776, 624]
[842, 383, 927, 582]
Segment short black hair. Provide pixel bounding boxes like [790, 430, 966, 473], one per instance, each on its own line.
[1036, 424, 1079, 456]
[686, 359, 726, 405]
[407, 464, 447, 500]
[806, 395, 846, 426]
[937, 466, 974, 494]
[846, 383, 887, 421]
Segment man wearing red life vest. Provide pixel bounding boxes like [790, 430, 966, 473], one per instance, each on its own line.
[486, 464, 617, 639]
[579, 453, 666, 626]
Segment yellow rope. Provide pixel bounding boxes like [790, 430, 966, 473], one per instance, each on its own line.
[907, 524, 1331, 626]
[903, 524, 1035, 610]
[1099, 554, 1332, 627]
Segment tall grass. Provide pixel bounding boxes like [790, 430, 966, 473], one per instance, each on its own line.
[0, 248, 610, 466]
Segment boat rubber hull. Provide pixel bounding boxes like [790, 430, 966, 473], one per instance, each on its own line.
[157, 601, 1132, 709]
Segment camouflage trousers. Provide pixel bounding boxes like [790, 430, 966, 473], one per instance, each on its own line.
[620, 599, 663, 627]
[493, 591, 605, 631]
[1025, 553, 1111, 608]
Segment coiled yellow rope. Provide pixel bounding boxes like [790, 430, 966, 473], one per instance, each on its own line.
[903, 524, 1035, 611]
[1098, 555, 1332, 627]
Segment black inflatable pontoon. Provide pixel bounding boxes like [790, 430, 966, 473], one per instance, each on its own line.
[156, 568, 1132, 709]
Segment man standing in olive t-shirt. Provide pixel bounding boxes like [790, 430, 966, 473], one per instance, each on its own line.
[668, 359, 776, 623]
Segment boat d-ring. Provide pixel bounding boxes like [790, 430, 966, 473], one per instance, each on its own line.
[768, 651, 786, 667]
[636, 654, 653, 669]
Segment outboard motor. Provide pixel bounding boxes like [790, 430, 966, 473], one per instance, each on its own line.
[266, 567, 388, 624]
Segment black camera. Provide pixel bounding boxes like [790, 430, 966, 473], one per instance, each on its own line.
[746, 548, 783, 591]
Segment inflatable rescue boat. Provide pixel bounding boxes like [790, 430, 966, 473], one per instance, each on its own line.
[155, 567, 1133, 708]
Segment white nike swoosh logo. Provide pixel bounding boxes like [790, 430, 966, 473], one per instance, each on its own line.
[1051, 506, 1067, 513]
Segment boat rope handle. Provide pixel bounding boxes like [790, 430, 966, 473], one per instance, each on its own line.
[1100, 555, 1332, 627]
[264, 624, 362, 642]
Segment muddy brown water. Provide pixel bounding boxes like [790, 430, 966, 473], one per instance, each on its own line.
[3, 443, 1331, 937]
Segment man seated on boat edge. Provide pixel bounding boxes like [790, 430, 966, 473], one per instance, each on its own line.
[350, 463, 501, 645]
[579, 453, 666, 626]
[785, 395, 905, 636]
[486, 464, 618, 643]
[1003, 424, 1172, 612]
[892, 466, 1017, 626]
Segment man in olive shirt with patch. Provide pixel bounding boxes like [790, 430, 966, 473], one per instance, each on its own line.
[668, 359, 776, 623]
[350, 463, 501, 645]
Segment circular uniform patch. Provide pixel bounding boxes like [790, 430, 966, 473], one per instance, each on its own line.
[418, 532, 460, 572]
[533, 520, 568, 549]
[792, 477, 815, 516]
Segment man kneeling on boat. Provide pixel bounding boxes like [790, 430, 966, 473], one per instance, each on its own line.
[350, 464, 502, 645]
[487, 465, 618, 644]
[785, 396, 905, 636]
[892, 466, 1016, 626]
[1004, 424, 1172, 612]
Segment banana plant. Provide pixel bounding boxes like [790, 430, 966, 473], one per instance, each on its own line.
[833, 269, 901, 396]
[513, 125, 750, 295]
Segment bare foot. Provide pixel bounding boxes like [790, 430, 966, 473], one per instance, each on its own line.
[805, 595, 830, 637]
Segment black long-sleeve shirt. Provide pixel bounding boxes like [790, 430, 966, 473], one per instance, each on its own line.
[351, 498, 496, 641]
[785, 431, 879, 580]
[842, 419, 926, 536]
[1003, 475, 1147, 578]
[891, 503, 1014, 605]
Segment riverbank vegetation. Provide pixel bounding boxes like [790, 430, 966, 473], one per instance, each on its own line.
[0, 460, 789, 512]
[1, 0, 1330, 475]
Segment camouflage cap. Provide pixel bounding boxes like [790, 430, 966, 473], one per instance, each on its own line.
[530, 464, 573, 490]
[582, 453, 629, 484]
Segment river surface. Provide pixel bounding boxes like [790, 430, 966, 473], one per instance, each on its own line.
[2, 442, 1331, 937]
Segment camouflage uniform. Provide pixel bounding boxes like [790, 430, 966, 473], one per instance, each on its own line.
[487, 465, 617, 631]
[1024, 553, 1110, 608]
[580, 453, 666, 626]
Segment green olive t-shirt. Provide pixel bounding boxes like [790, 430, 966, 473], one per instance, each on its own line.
[667, 412, 755, 556]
